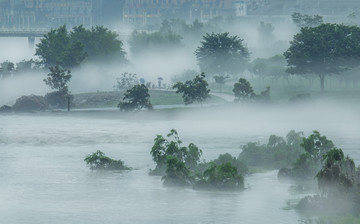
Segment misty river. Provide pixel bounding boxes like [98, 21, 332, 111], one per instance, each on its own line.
[1, 102, 359, 224]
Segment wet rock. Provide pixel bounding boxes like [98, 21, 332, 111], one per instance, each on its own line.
[12, 95, 47, 112]
[0, 105, 13, 113]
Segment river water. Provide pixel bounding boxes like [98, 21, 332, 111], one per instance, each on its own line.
[0, 103, 359, 224]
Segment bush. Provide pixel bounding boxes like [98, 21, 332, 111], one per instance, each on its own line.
[84, 150, 130, 171]
[194, 162, 244, 190]
[238, 130, 304, 169]
[12, 95, 47, 112]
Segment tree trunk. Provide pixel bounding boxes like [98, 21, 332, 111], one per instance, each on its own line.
[319, 74, 325, 92]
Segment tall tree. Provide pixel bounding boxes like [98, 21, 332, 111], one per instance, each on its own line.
[195, 32, 250, 76]
[284, 24, 360, 92]
[173, 73, 210, 106]
[118, 84, 153, 111]
[291, 13, 324, 28]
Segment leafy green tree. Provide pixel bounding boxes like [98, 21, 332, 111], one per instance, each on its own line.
[128, 30, 182, 55]
[173, 73, 210, 106]
[162, 156, 193, 186]
[284, 24, 360, 92]
[195, 32, 250, 76]
[118, 84, 153, 111]
[44, 65, 72, 92]
[233, 78, 255, 102]
[36, 25, 87, 68]
[0, 60, 14, 78]
[195, 162, 244, 190]
[291, 12, 324, 28]
[150, 129, 203, 176]
[301, 131, 335, 164]
[239, 130, 304, 169]
[70, 25, 126, 62]
[114, 72, 138, 90]
[278, 131, 336, 180]
[214, 75, 229, 93]
[43, 65, 72, 108]
[213, 153, 248, 176]
[36, 25, 126, 68]
[84, 150, 131, 170]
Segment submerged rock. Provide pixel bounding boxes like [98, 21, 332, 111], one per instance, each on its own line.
[0, 105, 13, 113]
[12, 95, 47, 112]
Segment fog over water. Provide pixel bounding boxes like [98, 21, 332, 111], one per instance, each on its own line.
[0, 101, 359, 223]
[1, 14, 360, 223]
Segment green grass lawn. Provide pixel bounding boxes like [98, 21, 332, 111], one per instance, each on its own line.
[72, 90, 226, 109]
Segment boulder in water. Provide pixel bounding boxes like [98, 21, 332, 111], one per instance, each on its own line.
[0, 105, 13, 113]
[12, 95, 47, 112]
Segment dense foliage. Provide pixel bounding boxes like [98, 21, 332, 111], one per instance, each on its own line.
[173, 73, 210, 105]
[238, 130, 304, 169]
[291, 13, 324, 28]
[118, 84, 153, 111]
[150, 129, 203, 176]
[150, 129, 246, 190]
[195, 32, 250, 76]
[284, 23, 360, 92]
[43, 65, 72, 108]
[84, 150, 131, 170]
[278, 131, 335, 180]
[233, 78, 271, 103]
[128, 30, 182, 55]
[36, 25, 126, 68]
[114, 72, 139, 90]
[195, 162, 244, 190]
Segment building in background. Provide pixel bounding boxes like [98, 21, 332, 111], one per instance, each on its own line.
[122, 0, 236, 26]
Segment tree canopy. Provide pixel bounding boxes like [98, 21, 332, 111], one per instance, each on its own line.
[118, 84, 153, 112]
[173, 73, 210, 105]
[284, 23, 360, 92]
[36, 25, 126, 68]
[291, 13, 324, 28]
[195, 32, 250, 76]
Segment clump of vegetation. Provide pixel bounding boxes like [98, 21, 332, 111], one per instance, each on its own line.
[84, 150, 130, 171]
[195, 32, 250, 76]
[238, 130, 304, 169]
[118, 84, 153, 111]
[36, 25, 126, 68]
[278, 131, 335, 180]
[232, 78, 271, 103]
[194, 162, 244, 190]
[43, 65, 73, 108]
[150, 129, 246, 190]
[173, 73, 210, 106]
[150, 129, 203, 176]
[114, 72, 139, 90]
[128, 30, 182, 55]
[296, 148, 360, 216]
[213, 153, 248, 176]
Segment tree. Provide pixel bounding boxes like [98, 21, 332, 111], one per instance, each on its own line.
[150, 129, 203, 176]
[128, 30, 182, 55]
[233, 78, 255, 102]
[195, 162, 244, 190]
[173, 73, 210, 106]
[195, 32, 250, 76]
[36, 25, 126, 68]
[70, 25, 127, 62]
[162, 156, 193, 187]
[114, 72, 138, 90]
[214, 75, 229, 93]
[44, 65, 72, 92]
[0, 60, 15, 78]
[84, 150, 131, 170]
[291, 13, 324, 28]
[43, 65, 72, 108]
[35, 25, 87, 68]
[118, 84, 153, 111]
[284, 24, 360, 92]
